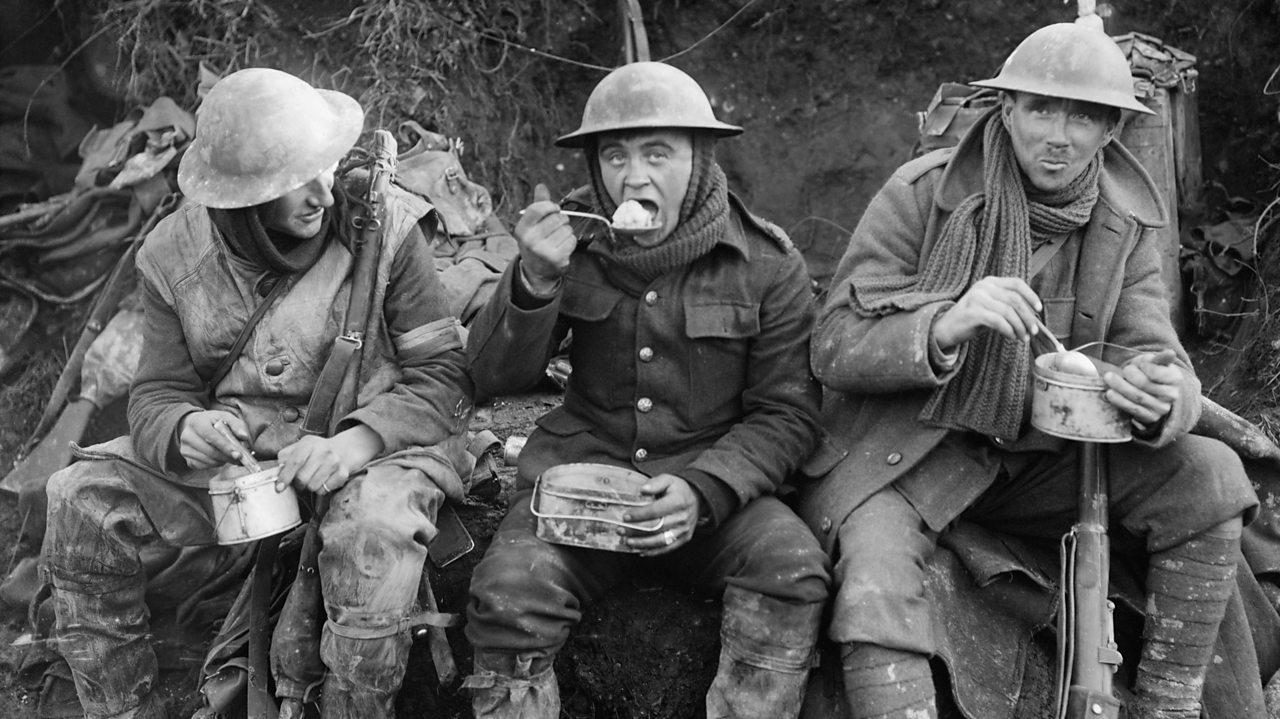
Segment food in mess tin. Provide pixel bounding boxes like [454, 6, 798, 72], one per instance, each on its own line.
[1054, 350, 1100, 377]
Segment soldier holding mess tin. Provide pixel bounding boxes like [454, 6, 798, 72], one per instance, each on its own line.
[461, 61, 830, 719]
[38, 67, 473, 719]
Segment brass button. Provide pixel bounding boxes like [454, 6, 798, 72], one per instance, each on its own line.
[886, 452, 902, 465]
[638, 347, 654, 362]
[282, 407, 301, 422]
[644, 290, 659, 305]
[637, 397, 653, 412]
[993, 437, 1006, 446]
[265, 359, 287, 376]
[634, 448, 648, 462]
[820, 517, 833, 533]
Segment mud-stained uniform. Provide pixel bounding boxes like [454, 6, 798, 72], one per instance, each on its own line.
[41, 185, 474, 719]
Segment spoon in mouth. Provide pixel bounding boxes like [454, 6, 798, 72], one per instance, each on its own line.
[563, 209, 661, 235]
[520, 208, 662, 235]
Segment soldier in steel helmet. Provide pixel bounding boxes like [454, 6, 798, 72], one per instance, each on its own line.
[799, 22, 1258, 719]
[38, 68, 474, 719]
[461, 61, 831, 718]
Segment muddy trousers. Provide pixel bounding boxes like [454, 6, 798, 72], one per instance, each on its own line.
[831, 435, 1255, 719]
[42, 449, 450, 719]
[305, 463, 447, 719]
[41, 458, 250, 719]
[464, 491, 830, 719]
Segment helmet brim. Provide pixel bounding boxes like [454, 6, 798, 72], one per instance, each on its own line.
[969, 77, 1155, 116]
[554, 120, 743, 149]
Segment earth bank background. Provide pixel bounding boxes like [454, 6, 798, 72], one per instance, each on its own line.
[1, 0, 1280, 717]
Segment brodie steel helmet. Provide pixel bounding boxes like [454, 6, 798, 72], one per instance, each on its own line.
[555, 61, 742, 148]
[178, 68, 365, 208]
[970, 22, 1154, 115]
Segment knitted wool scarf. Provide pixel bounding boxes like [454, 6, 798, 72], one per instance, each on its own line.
[586, 133, 729, 282]
[851, 110, 1101, 440]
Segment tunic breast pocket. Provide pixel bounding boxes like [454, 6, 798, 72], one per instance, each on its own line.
[682, 300, 759, 412]
[1041, 297, 1077, 347]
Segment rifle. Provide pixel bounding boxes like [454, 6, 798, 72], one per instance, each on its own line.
[1054, 395, 1280, 719]
[268, 129, 398, 719]
[1056, 442, 1123, 719]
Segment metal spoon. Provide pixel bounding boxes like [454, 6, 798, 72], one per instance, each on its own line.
[1030, 315, 1067, 356]
[522, 208, 662, 235]
[214, 419, 262, 473]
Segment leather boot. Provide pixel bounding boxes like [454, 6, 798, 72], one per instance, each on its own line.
[463, 650, 559, 719]
[840, 643, 938, 719]
[705, 586, 822, 719]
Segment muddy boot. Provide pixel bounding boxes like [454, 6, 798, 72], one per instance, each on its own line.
[840, 643, 937, 719]
[318, 620, 413, 719]
[705, 586, 822, 719]
[463, 651, 559, 719]
[1129, 519, 1241, 719]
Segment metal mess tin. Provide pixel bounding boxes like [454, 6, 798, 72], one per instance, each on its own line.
[209, 465, 303, 545]
[1031, 350, 1132, 443]
[530, 463, 662, 553]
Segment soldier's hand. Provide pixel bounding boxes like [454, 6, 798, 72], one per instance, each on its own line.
[276, 435, 351, 495]
[276, 424, 384, 495]
[178, 410, 251, 470]
[931, 276, 1044, 350]
[1103, 348, 1181, 426]
[514, 183, 575, 293]
[623, 473, 702, 556]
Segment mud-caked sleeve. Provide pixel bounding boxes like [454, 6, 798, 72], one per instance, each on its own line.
[127, 278, 207, 474]
[337, 224, 475, 451]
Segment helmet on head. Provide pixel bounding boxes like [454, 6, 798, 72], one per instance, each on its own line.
[970, 22, 1153, 115]
[178, 68, 364, 208]
[555, 61, 742, 148]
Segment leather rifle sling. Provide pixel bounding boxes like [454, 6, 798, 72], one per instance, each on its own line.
[1030, 232, 1069, 279]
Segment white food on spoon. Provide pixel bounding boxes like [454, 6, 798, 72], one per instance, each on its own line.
[1055, 350, 1100, 377]
[612, 200, 655, 230]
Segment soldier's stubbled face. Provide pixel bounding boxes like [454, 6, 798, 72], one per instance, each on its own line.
[1001, 92, 1118, 193]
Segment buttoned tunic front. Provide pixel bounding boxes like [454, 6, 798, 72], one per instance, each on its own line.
[464, 190, 830, 661]
[468, 192, 821, 526]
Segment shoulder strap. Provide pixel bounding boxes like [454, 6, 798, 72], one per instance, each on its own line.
[1029, 232, 1071, 279]
[207, 278, 290, 399]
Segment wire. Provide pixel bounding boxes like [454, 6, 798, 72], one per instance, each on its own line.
[661, 0, 764, 63]
[425, 6, 612, 72]
[427, 0, 768, 75]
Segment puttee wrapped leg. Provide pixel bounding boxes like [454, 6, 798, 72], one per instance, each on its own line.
[705, 585, 823, 719]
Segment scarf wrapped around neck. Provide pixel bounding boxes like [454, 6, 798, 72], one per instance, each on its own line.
[586, 133, 730, 282]
[210, 182, 354, 295]
[850, 109, 1101, 440]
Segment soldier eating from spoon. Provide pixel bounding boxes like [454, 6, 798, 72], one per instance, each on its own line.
[460, 61, 831, 719]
